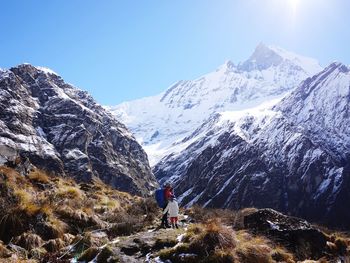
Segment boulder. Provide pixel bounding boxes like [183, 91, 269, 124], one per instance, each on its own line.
[244, 208, 328, 260]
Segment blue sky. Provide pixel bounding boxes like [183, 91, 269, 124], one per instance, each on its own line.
[1, 0, 349, 105]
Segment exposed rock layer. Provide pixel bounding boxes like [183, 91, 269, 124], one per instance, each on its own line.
[0, 64, 157, 195]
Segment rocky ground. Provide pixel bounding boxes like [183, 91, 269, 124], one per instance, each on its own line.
[0, 162, 349, 263]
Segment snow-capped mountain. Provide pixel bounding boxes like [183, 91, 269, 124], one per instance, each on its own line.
[154, 63, 350, 228]
[108, 43, 322, 165]
[0, 64, 157, 195]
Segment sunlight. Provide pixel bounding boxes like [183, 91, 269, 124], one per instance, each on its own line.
[289, 0, 300, 15]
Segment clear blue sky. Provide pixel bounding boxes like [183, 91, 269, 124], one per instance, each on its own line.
[1, 0, 349, 105]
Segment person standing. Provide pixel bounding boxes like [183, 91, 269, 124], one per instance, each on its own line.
[163, 195, 179, 228]
[160, 183, 173, 228]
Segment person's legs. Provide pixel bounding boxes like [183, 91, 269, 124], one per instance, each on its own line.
[170, 217, 176, 228]
[174, 217, 179, 229]
[161, 213, 168, 228]
[161, 202, 169, 228]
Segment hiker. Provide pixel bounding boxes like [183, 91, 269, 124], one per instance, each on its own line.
[160, 183, 173, 228]
[163, 195, 179, 229]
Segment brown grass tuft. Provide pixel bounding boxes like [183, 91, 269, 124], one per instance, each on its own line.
[28, 169, 50, 184]
[271, 247, 295, 263]
[43, 238, 66, 253]
[57, 185, 84, 200]
[0, 166, 22, 183]
[0, 208, 28, 243]
[77, 246, 100, 262]
[13, 232, 44, 250]
[236, 243, 274, 263]
[190, 219, 237, 255]
[233, 207, 258, 229]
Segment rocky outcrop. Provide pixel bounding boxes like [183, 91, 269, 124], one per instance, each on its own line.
[0, 64, 157, 195]
[244, 208, 328, 260]
[155, 63, 350, 228]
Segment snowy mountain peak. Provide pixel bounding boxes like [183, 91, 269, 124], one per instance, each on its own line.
[109, 44, 323, 165]
[12, 63, 59, 76]
[241, 42, 284, 70]
[238, 43, 322, 76]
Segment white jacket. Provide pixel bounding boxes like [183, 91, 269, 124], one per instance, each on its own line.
[163, 200, 179, 217]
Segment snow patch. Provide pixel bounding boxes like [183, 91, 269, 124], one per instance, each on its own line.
[35, 66, 58, 75]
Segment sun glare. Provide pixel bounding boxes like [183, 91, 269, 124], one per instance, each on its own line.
[290, 0, 300, 15]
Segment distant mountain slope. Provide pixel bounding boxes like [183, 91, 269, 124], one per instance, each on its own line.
[0, 64, 157, 195]
[154, 63, 350, 228]
[108, 43, 322, 165]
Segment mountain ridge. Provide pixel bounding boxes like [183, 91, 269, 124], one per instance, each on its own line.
[154, 61, 350, 228]
[108, 44, 323, 165]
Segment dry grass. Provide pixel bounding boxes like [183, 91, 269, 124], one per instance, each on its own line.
[190, 219, 237, 254]
[43, 217, 69, 239]
[28, 169, 50, 184]
[2, 164, 348, 262]
[13, 232, 44, 250]
[14, 189, 33, 206]
[159, 219, 237, 262]
[57, 185, 84, 200]
[0, 165, 146, 261]
[158, 219, 299, 263]
[0, 166, 23, 183]
[271, 247, 295, 263]
[235, 243, 274, 263]
[185, 205, 259, 229]
[77, 246, 99, 262]
[94, 195, 121, 211]
[232, 207, 258, 229]
[43, 238, 66, 253]
[13, 189, 52, 217]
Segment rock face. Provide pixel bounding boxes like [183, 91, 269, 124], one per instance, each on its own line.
[154, 63, 350, 228]
[244, 208, 328, 260]
[108, 44, 322, 165]
[0, 64, 157, 195]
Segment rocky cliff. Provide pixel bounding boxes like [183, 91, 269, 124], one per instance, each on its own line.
[0, 64, 157, 195]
